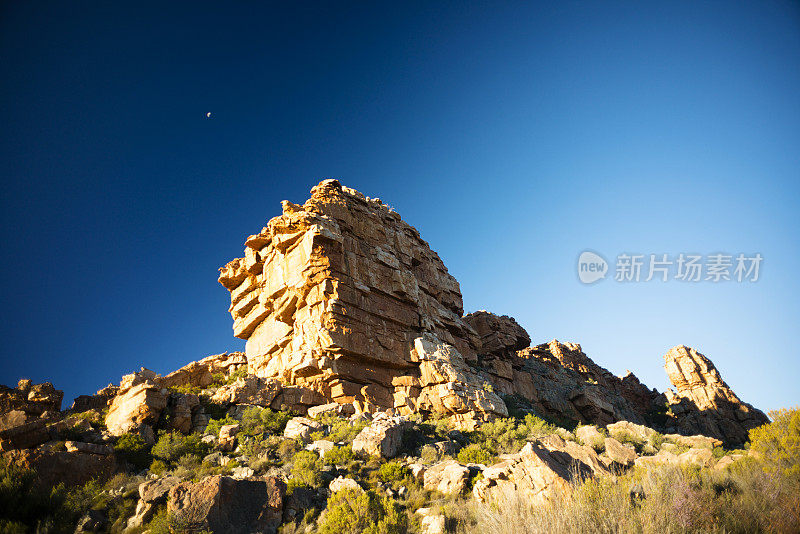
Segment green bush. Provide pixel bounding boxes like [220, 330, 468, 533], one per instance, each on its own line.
[419, 444, 441, 465]
[241, 406, 293, 436]
[318, 488, 407, 534]
[316, 414, 367, 444]
[204, 414, 238, 437]
[151, 432, 209, 463]
[376, 462, 409, 484]
[457, 444, 495, 465]
[225, 366, 249, 384]
[149, 459, 168, 476]
[114, 433, 152, 470]
[289, 450, 323, 492]
[749, 407, 800, 479]
[324, 444, 356, 466]
[278, 439, 301, 464]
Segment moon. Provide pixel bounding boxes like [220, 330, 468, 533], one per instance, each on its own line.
[206, 112, 212, 118]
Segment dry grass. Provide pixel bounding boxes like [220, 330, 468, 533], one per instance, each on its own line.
[450, 459, 799, 534]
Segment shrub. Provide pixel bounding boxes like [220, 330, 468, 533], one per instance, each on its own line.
[289, 450, 323, 492]
[420, 444, 441, 465]
[204, 414, 238, 437]
[521, 413, 558, 437]
[457, 444, 494, 465]
[323, 416, 368, 444]
[278, 439, 301, 464]
[149, 459, 168, 476]
[241, 406, 293, 436]
[225, 366, 248, 384]
[376, 462, 409, 484]
[114, 433, 152, 470]
[749, 407, 800, 479]
[151, 432, 209, 463]
[317, 488, 407, 534]
[469, 457, 800, 534]
[324, 445, 356, 466]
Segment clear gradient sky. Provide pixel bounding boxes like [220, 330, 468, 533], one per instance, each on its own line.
[1, 1, 798, 413]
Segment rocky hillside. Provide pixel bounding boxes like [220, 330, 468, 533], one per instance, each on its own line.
[0, 180, 786, 534]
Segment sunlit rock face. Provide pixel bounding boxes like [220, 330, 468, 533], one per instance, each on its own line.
[663, 345, 769, 445]
[218, 179, 768, 441]
[219, 179, 506, 426]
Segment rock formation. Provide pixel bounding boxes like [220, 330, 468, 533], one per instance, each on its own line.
[214, 179, 767, 444]
[0, 179, 782, 533]
[218, 179, 507, 427]
[663, 345, 768, 444]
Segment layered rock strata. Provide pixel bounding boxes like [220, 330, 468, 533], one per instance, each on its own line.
[218, 179, 506, 427]
[216, 180, 768, 443]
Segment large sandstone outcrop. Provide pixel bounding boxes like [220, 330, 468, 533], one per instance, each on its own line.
[218, 179, 506, 426]
[216, 180, 768, 441]
[663, 345, 768, 445]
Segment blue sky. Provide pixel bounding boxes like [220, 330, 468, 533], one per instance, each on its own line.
[1, 1, 798, 413]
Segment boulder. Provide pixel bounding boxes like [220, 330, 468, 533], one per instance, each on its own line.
[463, 310, 530, 357]
[664, 433, 722, 449]
[140, 476, 182, 503]
[606, 420, 657, 443]
[75, 509, 107, 533]
[212, 376, 282, 407]
[634, 450, 680, 468]
[305, 439, 335, 457]
[307, 402, 355, 419]
[0, 381, 63, 417]
[713, 454, 744, 471]
[104, 382, 167, 440]
[603, 437, 637, 466]
[416, 508, 446, 534]
[125, 477, 181, 532]
[2, 446, 116, 488]
[167, 393, 199, 434]
[218, 423, 240, 452]
[422, 460, 470, 495]
[474, 437, 609, 506]
[232, 466, 255, 479]
[64, 441, 113, 455]
[283, 417, 322, 442]
[0, 418, 49, 450]
[352, 413, 408, 458]
[168, 475, 285, 534]
[678, 447, 714, 467]
[408, 463, 426, 482]
[329, 476, 364, 493]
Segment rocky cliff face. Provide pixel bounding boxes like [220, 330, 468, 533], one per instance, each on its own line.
[215, 179, 767, 443]
[218, 179, 506, 428]
[663, 345, 768, 444]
